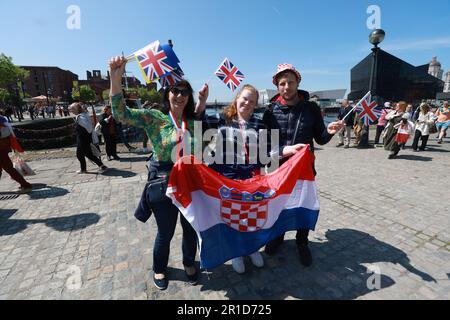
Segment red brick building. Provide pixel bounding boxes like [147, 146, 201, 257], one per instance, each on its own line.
[20, 66, 78, 103]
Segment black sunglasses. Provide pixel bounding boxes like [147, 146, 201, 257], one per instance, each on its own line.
[170, 87, 191, 97]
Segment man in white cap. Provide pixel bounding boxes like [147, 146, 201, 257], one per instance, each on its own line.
[263, 64, 344, 266]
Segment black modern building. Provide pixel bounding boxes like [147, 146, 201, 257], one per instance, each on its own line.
[348, 50, 444, 103]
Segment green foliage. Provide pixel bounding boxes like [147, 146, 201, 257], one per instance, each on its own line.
[137, 87, 162, 104]
[0, 88, 11, 105]
[72, 85, 96, 103]
[0, 53, 29, 88]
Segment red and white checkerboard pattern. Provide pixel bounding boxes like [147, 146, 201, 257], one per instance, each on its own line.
[220, 200, 268, 232]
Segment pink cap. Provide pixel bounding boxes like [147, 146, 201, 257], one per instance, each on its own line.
[273, 63, 302, 86]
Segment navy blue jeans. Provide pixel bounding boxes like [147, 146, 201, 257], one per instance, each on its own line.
[149, 199, 198, 274]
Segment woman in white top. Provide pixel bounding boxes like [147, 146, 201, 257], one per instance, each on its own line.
[412, 103, 435, 151]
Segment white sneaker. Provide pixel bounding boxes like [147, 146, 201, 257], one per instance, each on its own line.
[231, 257, 245, 274]
[249, 251, 264, 268]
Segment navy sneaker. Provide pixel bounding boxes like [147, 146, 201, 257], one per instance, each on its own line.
[153, 274, 168, 290]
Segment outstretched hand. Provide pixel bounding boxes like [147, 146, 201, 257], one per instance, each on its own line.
[328, 120, 345, 135]
[109, 56, 127, 96]
[282, 143, 308, 158]
[195, 83, 209, 115]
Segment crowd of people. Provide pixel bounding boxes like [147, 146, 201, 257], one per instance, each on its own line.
[0, 103, 72, 122]
[335, 99, 449, 159]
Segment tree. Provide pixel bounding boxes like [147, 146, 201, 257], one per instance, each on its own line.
[0, 88, 11, 105]
[72, 85, 96, 103]
[102, 89, 110, 102]
[0, 54, 29, 88]
[137, 87, 161, 104]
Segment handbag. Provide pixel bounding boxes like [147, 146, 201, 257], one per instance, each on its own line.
[14, 156, 36, 176]
[146, 175, 169, 203]
[429, 122, 438, 134]
[90, 143, 101, 158]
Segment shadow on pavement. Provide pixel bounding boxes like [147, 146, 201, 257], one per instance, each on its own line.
[0, 210, 100, 236]
[101, 168, 136, 178]
[27, 183, 70, 200]
[197, 228, 436, 300]
[395, 154, 433, 162]
[423, 147, 450, 153]
[119, 156, 149, 163]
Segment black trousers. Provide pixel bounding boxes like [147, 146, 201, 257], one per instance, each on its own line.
[76, 142, 103, 171]
[374, 125, 385, 144]
[104, 134, 118, 158]
[269, 229, 310, 247]
[412, 130, 429, 151]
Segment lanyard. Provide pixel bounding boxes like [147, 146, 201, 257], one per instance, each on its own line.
[169, 110, 188, 160]
[238, 121, 249, 163]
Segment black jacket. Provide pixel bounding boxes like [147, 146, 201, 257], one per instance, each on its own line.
[263, 90, 333, 154]
[338, 106, 355, 127]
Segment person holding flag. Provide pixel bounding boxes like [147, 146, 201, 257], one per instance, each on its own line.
[0, 114, 33, 193]
[202, 84, 305, 274]
[109, 55, 209, 290]
[262, 64, 344, 267]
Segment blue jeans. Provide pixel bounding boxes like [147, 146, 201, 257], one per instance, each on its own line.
[149, 199, 198, 274]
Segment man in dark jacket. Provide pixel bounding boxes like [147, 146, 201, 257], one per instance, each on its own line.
[337, 99, 355, 148]
[263, 64, 343, 266]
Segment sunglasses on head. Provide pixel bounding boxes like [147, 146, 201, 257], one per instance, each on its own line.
[170, 87, 191, 97]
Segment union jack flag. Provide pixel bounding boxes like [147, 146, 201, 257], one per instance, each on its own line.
[159, 68, 185, 88]
[355, 91, 382, 126]
[215, 58, 245, 92]
[134, 41, 178, 83]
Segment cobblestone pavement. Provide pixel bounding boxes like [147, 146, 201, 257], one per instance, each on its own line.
[0, 136, 449, 300]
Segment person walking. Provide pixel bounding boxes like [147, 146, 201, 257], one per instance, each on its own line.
[99, 106, 120, 161]
[0, 115, 33, 193]
[384, 101, 407, 159]
[412, 103, 435, 151]
[69, 103, 108, 174]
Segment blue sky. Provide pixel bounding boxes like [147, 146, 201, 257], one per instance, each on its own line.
[1, 0, 449, 102]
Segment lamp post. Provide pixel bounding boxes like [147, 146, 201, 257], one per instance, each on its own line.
[359, 29, 385, 148]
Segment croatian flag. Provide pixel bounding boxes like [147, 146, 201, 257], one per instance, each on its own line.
[166, 148, 320, 269]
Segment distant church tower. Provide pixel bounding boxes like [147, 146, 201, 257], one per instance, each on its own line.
[444, 71, 450, 93]
[428, 57, 443, 79]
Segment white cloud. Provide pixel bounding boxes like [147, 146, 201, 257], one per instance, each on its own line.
[382, 37, 450, 51]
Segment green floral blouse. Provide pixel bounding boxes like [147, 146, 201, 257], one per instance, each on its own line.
[111, 94, 199, 162]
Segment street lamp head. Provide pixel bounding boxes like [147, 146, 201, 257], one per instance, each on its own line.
[369, 29, 385, 47]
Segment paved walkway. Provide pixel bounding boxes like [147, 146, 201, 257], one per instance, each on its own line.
[0, 136, 449, 300]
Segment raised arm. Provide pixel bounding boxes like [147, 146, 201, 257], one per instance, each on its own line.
[109, 56, 165, 128]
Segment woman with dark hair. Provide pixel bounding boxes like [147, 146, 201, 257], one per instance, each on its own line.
[109, 56, 208, 290]
[99, 105, 120, 160]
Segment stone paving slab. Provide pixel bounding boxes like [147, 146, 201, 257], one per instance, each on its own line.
[0, 137, 449, 300]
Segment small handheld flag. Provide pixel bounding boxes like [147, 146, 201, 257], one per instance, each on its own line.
[215, 58, 245, 92]
[354, 91, 381, 126]
[132, 40, 179, 83]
